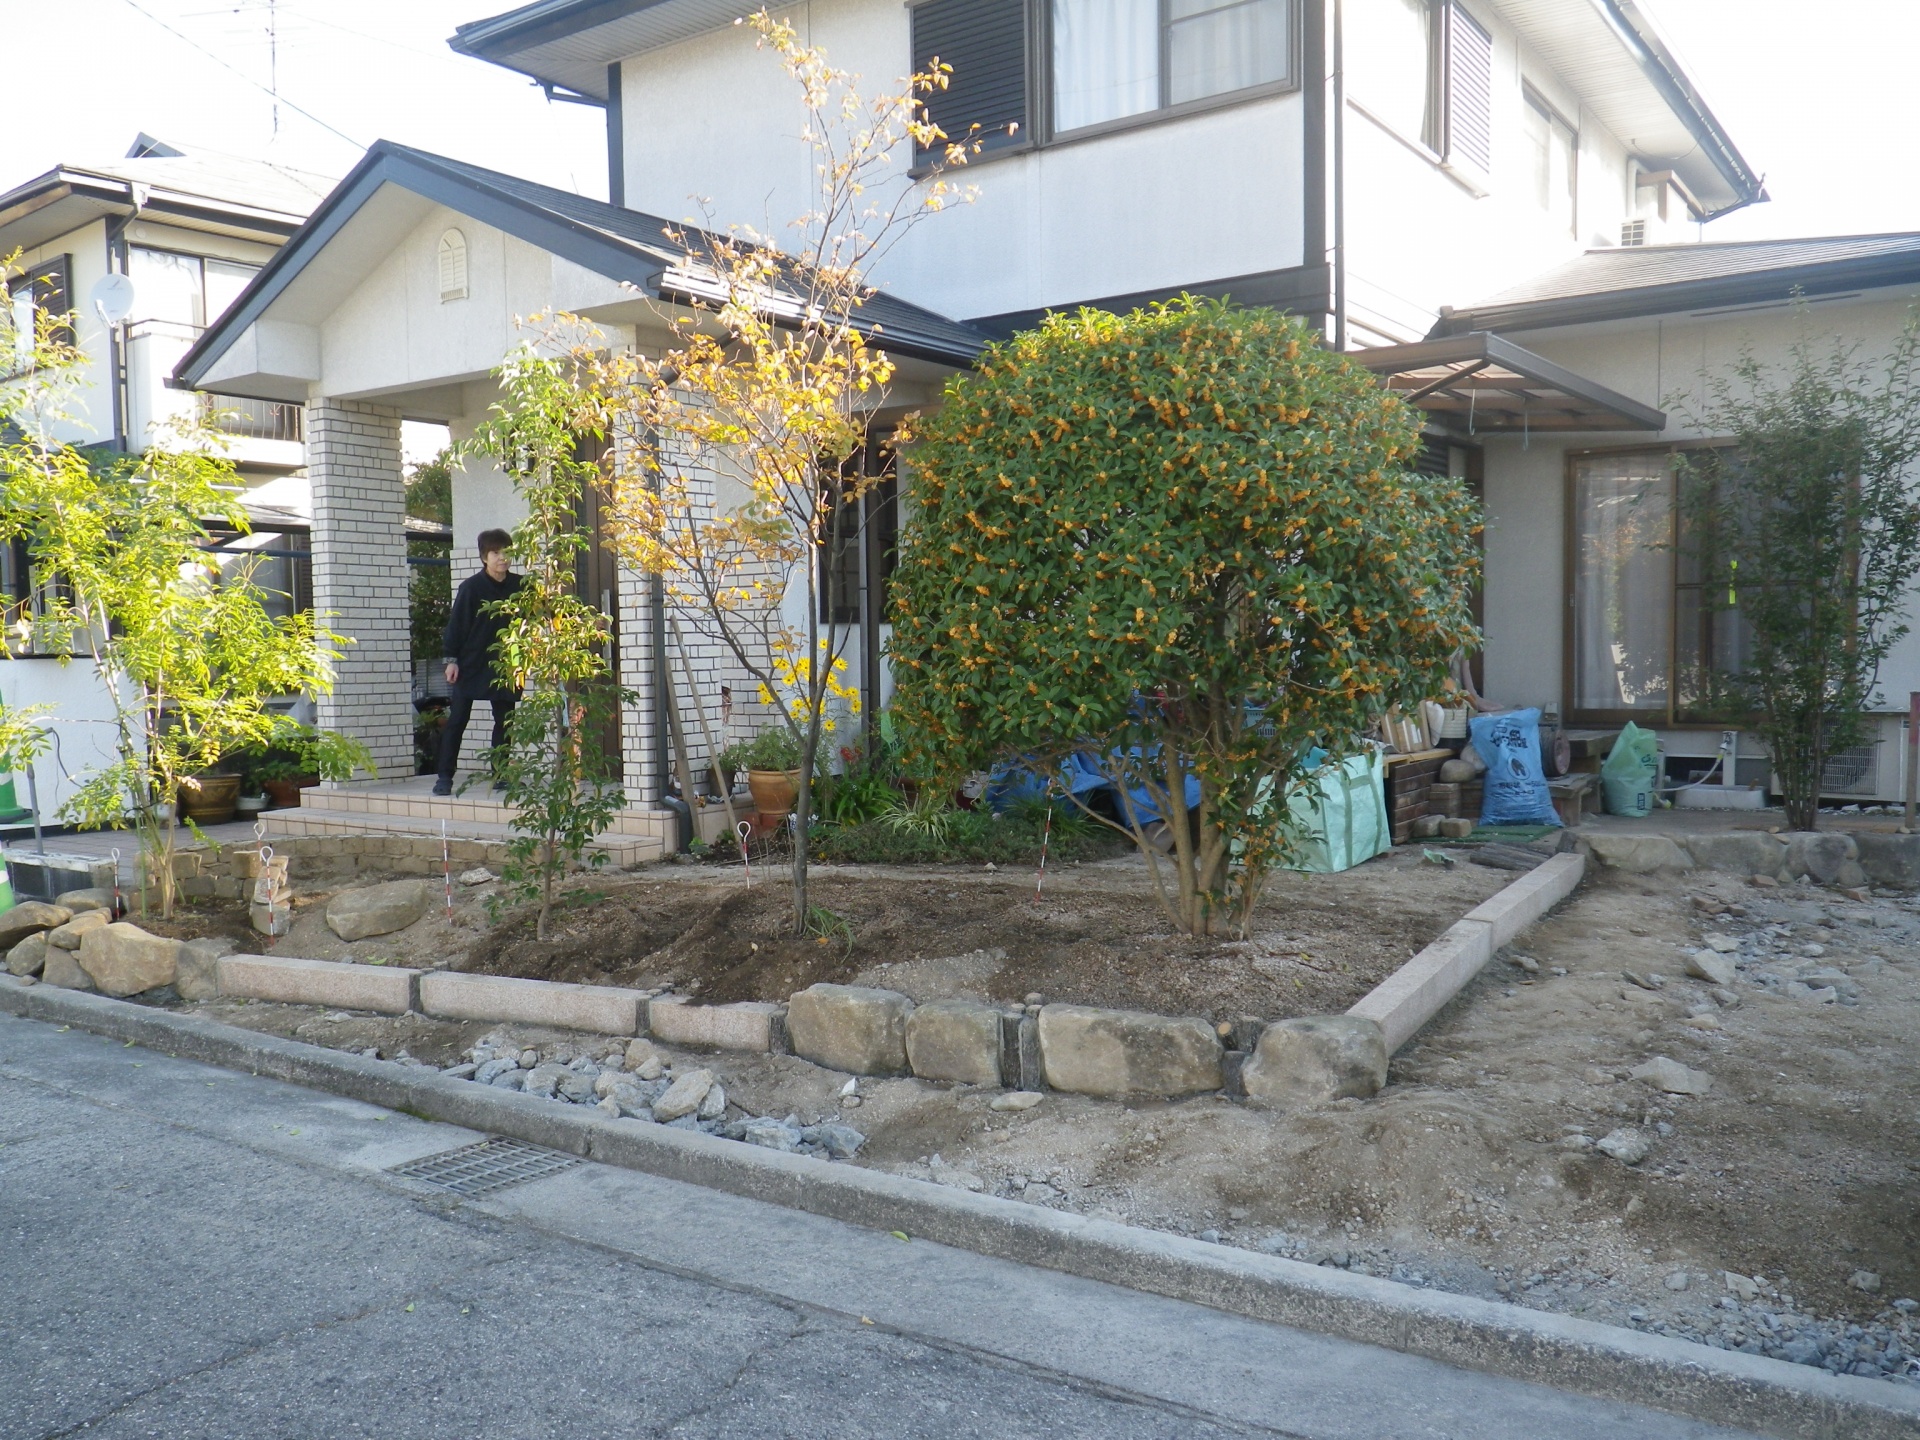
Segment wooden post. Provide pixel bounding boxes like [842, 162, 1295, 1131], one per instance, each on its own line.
[670, 619, 741, 842]
[1905, 691, 1919, 832]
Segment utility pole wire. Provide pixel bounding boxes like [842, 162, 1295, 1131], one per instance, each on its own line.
[116, 0, 364, 151]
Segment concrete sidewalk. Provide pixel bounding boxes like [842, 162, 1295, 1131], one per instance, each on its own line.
[0, 1010, 1761, 1440]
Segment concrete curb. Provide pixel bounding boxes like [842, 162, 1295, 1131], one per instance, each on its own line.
[3, 975, 1912, 1440]
[1349, 853, 1584, 1054]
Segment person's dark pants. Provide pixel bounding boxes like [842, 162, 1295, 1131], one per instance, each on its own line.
[436, 691, 516, 784]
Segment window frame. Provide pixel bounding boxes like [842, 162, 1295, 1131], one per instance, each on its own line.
[1562, 440, 1745, 729]
[909, 0, 1302, 172]
[1521, 84, 1578, 238]
[1046, 0, 1304, 144]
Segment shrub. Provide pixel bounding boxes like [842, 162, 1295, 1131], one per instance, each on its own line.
[890, 297, 1480, 934]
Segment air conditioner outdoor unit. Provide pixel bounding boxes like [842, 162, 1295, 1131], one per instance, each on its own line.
[1770, 739, 1900, 803]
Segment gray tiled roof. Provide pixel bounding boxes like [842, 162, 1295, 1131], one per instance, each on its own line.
[1435, 233, 1920, 336]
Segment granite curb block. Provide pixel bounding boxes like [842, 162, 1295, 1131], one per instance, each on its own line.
[214, 953, 419, 1015]
[418, 971, 641, 1035]
[1347, 854, 1586, 1055]
[2, 975, 1911, 1440]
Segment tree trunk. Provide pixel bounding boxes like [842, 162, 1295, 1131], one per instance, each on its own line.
[790, 744, 813, 935]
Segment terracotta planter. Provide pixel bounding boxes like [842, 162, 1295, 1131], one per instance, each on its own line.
[179, 774, 241, 825]
[746, 767, 802, 819]
[262, 776, 319, 810]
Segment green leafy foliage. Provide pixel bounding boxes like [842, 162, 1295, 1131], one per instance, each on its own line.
[0, 264, 356, 914]
[889, 298, 1480, 934]
[810, 804, 1125, 866]
[1676, 310, 1920, 831]
[464, 345, 628, 940]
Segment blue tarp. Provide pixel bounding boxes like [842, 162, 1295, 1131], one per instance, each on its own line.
[986, 749, 1202, 822]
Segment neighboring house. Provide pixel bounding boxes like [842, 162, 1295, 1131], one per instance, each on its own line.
[0, 136, 331, 817]
[176, 0, 1917, 829]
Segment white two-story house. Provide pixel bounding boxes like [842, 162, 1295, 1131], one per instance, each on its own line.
[0, 137, 331, 818]
[179, 1, 1920, 826]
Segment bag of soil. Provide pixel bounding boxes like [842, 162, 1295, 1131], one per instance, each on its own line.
[1601, 721, 1661, 817]
[1469, 708, 1561, 827]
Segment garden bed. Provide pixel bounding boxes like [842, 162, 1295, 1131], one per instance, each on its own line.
[457, 849, 1511, 1024]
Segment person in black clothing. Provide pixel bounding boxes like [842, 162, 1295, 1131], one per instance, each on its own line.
[433, 529, 524, 796]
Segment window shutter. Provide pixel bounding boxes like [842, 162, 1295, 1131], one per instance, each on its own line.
[911, 0, 1029, 159]
[1442, 2, 1492, 175]
[23, 256, 73, 345]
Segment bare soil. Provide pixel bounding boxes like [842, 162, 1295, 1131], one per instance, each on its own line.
[149, 849, 1920, 1371]
[456, 850, 1511, 1022]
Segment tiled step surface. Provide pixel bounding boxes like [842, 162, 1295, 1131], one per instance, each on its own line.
[292, 780, 677, 850]
[264, 804, 669, 866]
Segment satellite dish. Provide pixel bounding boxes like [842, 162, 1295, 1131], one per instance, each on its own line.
[89, 273, 135, 327]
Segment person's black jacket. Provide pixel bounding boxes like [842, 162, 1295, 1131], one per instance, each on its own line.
[442, 569, 524, 698]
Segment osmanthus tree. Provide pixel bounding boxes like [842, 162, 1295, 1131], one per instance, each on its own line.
[0, 258, 359, 916]
[888, 298, 1481, 936]
[595, 10, 978, 935]
[1676, 314, 1920, 832]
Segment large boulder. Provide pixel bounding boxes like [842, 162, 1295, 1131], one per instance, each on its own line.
[325, 880, 429, 941]
[1855, 832, 1920, 891]
[41, 945, 95, 991]
[1783, 831, 1857, 886]
[76, 923, 183, 997]
[1683, 832, 1787, 878]
[47, 910, 111, 950]
[1241, 1016, 1388, 1105]
[905, 1000, 1003, 1086]
[54, 888, 115, 914]
[1582, 834, 1692, 874]
[0, 902, 72, 951]
[1037, 1004, 1222, 1098]
[176, 937, 236, 1002]
[6, 932, 47, 977]
[786, 984, 913, 1076]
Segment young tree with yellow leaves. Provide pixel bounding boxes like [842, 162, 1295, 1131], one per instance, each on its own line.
[596, 11, 977, 934]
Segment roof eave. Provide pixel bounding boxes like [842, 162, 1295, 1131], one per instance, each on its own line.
[1597, 0, 1765, 217]
[1432, 249, 1920, 338]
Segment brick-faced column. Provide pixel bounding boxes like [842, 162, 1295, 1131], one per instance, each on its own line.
[306, 399, 412, 781]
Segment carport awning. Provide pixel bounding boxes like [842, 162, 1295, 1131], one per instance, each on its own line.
[1352, 332, 1666, 434]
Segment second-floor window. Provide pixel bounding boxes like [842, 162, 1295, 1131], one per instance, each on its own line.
[128, 247, 259, 330]
[911, 0, 1298, 161]
[1052, 0, 1296, 135]
[1522, 89, 1577, 235]
[1347, 0, 1492, 176]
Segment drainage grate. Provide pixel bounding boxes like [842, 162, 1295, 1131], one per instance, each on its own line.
[387, 1137, 581, 1196]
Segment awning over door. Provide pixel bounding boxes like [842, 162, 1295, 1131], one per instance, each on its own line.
[1351, 331, 1666, 434]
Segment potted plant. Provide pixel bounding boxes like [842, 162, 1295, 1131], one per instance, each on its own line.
[177, 772, 242, 824]
[733, 727, 805, 819]
[246, 722, 375, 809]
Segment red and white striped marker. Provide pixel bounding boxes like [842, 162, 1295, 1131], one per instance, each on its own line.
[1033, 805, 1054, 904]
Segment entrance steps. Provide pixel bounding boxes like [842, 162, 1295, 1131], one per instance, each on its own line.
[260, 776, 674, 867]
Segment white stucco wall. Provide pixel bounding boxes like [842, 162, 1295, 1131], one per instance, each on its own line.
[11, 219, 114, 448]
[615, 0, 1308, 324]
[1341, 1, 1637, 344]
[0, 656, 131, 824]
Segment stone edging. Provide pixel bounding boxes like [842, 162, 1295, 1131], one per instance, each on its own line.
[1, 975, 1912, 1440]
[1349, 853, 1585, 1053]
[65, 851, 1589, 1106]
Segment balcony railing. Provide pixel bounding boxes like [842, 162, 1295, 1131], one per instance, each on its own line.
[126, 319, 303, 451]
[200, 391, 303, 442]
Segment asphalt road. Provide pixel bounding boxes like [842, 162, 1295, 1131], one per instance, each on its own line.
[0, 1011, 1762, 1440]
